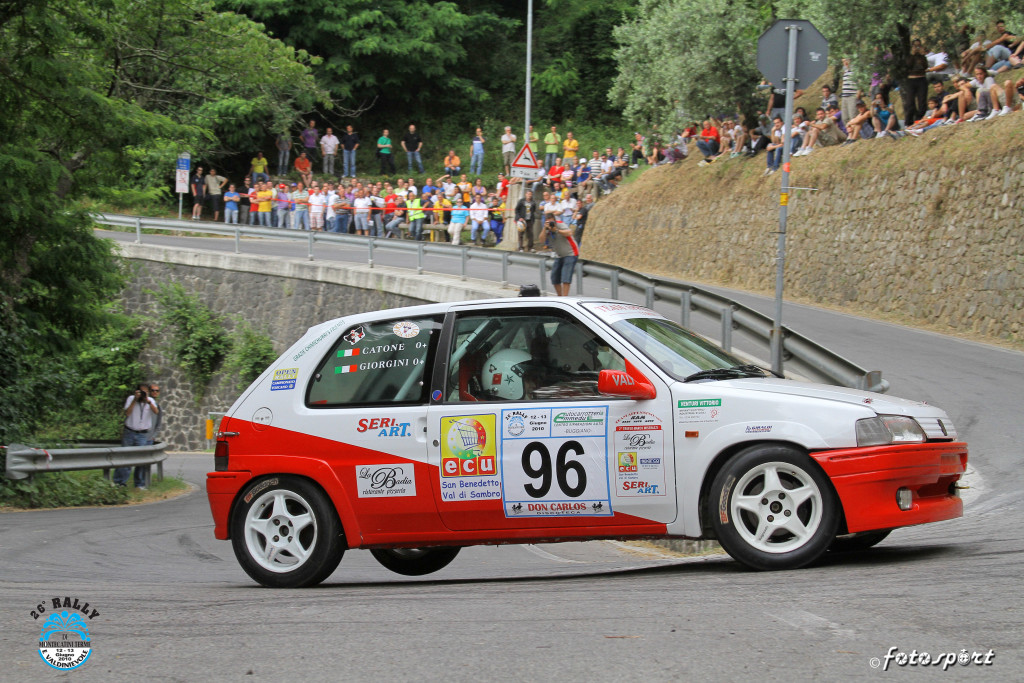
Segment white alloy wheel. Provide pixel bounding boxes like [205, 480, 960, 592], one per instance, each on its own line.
[729, 461, 824, 554]
[244, 489, 319, 572]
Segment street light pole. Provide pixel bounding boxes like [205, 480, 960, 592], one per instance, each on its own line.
[525, 0, 533, 148]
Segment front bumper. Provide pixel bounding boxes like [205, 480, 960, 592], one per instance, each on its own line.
[811, 442, 967, 534]
[206, 471, 252, 540]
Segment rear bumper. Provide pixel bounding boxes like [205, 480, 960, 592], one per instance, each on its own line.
[811, 442, 967, 534]
[206, 471, 252, 540]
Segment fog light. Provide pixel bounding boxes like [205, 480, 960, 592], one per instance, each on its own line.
[896, 487, 913, 511]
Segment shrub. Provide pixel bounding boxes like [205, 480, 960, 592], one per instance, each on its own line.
[154, 283, 229, 397]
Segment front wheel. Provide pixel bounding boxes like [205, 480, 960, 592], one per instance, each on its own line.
[709, 445, 839, 570]
[370, 547, 461, 576]
[231, 476, 345, 587]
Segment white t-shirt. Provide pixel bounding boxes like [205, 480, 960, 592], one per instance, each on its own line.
[407, 184, 418, 197]
[442, 181, 457, 198]
[321, 134, 340, 155]
[353, 196, 372, 217]
[124, 395, 157, 432]
[501, 133, 517, 153]
[926, 51, 952, 75]
[543, 200, 563, 220]
[324, 192, 337, 219]
[970, 76, 996, 90]
[469, 201, 488, 222]
[309, 192, 326, 215]
[600, 159, 614, 173]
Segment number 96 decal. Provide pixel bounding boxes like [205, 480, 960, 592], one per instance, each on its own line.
[500, 407, 613, 517]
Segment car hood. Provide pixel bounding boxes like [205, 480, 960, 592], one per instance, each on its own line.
[717, 377, 949, 418]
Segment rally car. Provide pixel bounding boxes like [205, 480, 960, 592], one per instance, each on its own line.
[206, 298, 967, 587]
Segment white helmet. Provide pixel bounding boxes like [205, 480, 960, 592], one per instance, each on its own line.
[481, 349, 532, 400]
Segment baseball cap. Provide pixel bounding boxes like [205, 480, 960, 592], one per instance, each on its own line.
[278, 183, 286, 189]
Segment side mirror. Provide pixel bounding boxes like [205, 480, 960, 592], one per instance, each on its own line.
[598, 360, 656, 400]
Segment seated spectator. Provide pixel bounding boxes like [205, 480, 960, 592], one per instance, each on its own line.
[728, 123, 747, 158]
[629, 132, 645, 167]
[488, 196, 505, 243]
[547, 157, 565, 186]
[820, 84, 839, 110]
[250, 152, 270, 183]
[826, 102, 848, 136]
[793, 107, 844, 156]
[925, 47, 954, 82]
[843, 100, 874, 142]
[695, 120, 721, 165]
[444, 150, 461, 175]
[294, 152, 312, 186]
[764, 116, 784, 175]
[456, 174, 472, 204]
[967, 65, 1012, 118]
[871, 93, 899, 137]
[384, 197, 406, 238]
[472, 177, 487, 203]
[448, 198, 469, 245]
[906, 98, 948, 134]
[469, 197, 490, 246]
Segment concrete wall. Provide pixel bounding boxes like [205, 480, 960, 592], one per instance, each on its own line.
[583, 118, 1024, 346]
[118, 244, 507, 451]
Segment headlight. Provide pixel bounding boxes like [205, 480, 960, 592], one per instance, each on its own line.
[856, 415, 927, 446]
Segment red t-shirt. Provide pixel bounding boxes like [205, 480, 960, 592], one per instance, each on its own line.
[497, 178, 509, 199]
[548, 165, 565, 182]
[294, 156, 311, 173]
[701, 127, 720, 144]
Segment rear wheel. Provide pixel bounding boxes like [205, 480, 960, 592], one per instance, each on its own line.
[709, 445, 839, 570]
[231, 476, 345, 587]
[370, 547, 461, 576]
[829, 529, 892, 552]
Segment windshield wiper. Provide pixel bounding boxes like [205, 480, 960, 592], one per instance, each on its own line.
[683, 364, 768, 383]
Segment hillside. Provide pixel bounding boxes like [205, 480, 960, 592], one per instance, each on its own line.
[584, 115, 1024, 348]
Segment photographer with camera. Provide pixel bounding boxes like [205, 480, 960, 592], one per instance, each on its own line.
[113, 383, 160, 488]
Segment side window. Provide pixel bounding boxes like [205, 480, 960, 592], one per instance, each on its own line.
[446, 311, 625, 402]
[307, 317, 440, 407]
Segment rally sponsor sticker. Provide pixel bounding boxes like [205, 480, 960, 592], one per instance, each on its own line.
[356, 464, 416, 498]
[614, 411, 666, 496]
[677, 398, 721, 423]
[392, 320, 420, 338]
[270, 367, 298, 391]
[438, 414, 502, 502]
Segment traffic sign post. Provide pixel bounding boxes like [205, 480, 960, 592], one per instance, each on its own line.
[176, 153, 191, 220]
[510, 143, 543, 180]
[757, 20, 827, 376]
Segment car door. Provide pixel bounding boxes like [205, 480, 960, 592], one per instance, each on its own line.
[426, 303, 676, 532]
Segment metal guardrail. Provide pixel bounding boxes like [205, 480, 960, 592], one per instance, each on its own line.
[95, 212, 888, 393]
[4, 442, 168, 485]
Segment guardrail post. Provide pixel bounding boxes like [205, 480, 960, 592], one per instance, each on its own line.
[501, 252, 509, 286]
[575, 261, 584, 295]
[610, 270, 619, 299]
[308, 230, 314, 261]
[417, 242, 424, 275]
[460, 247, 468, 281]
[135, 217, 142, 244]
[721, 306, 734, 351]
[645, 284, 655, 308]
[234, 226, 240, 254]
[368, 238, 375, 268]
[538, 258, 547, 294]
[681, 290, 692, 328]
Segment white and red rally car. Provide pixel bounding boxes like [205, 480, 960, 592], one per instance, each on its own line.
[207, 298, 967, 587]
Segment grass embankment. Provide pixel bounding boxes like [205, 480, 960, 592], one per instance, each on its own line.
[0, 471, 190, 511]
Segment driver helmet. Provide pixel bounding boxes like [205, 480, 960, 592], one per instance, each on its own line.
[481, 349, 532, 400]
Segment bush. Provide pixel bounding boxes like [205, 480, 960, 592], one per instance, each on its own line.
[155, 283, 229, 397]
[0, 471, 129, 509]
[223, 322, 279, 391]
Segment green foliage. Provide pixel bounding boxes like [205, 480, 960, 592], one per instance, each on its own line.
[0, 471, 130, 509]
[155, 284, 230, 396]
[223, 322, 279, 390]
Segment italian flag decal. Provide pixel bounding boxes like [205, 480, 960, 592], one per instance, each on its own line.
[338, 348, 361, 357]
[335, 364, 359, 374]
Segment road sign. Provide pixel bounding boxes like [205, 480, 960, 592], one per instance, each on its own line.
[757, 19, 828, 89]
[510, 143, 542, 179]
[177, 152, 191, 172]
[175, 169, 190, 194]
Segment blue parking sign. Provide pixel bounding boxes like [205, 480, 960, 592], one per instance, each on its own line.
[177, 153, 191, 171]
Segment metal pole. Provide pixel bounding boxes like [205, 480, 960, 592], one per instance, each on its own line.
[308, 229, 314, 261]
[772, 24, 800, 376]
[525, 0, 533, 147]
[234, 226, 240, 254]
[178, 193, 183, 221]
[135, 216, 142, 244]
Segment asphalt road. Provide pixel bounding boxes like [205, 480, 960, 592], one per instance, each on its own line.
[0, 228, 1019, 681]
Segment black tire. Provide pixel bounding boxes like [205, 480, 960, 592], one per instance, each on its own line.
[231, 475, 345, 587]
[829, 529, 892, 553]
[369, 547, 461, 576]
[709, 444, 839, 571]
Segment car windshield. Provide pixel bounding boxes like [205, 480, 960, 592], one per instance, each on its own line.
[610, 316, 752, 382]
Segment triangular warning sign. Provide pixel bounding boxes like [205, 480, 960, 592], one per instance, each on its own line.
[511, 143, 541, 169]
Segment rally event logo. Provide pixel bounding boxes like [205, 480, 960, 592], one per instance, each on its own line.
[32, 597, 100, 671]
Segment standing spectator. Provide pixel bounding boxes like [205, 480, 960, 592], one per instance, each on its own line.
[309, 186, 326, 231]
[543, 126, 561, 170]
[469, 196, 490, 246]
[573, 193, 593, 244]
[275, 132, 292, 176]
[291, 182, 310, 230]
[501, 126, 517, 174]
[469, 127, 486, 175]
[457, 174, 472, 204]
[514, 189, 539, 252]
[294, 152, 312, 187]
[377, 129, 395, 174]
[113, 384, 159, 488]
[904, 39, 929, 126]
[256, 182, 273, 227]
[496, 172, 510, 199]
[695, 120, 721, 165]
[443, 150, 461, 175]
[320, 127, 339, 176]
[324, 183, 338, 232]
[406, 193, 426, 241]
[542, 218, 579, 297]
[204, 168, 227, 222]
[332, 190, 352, 234]
[274, 183, 292, 229]
[527, 125, 540, 157]
[223, 184, 240, 224]
[562, 131, 579, 163]
[190, 165, 205, 220]
[352, 189, 371, 235]
[432, 191, 451, 234]
[144, 382, 161, 445]
[341, 125, 360, 178]
[238, 177, 253, 225]
[840, 58, 859, 126]
[448, 198, 469, 245]
[402, 124, 425, 173]
[301, 120, 319, 164]
[249, 152, 270, 183]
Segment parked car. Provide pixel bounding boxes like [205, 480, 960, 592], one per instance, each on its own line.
[207, 298, 967, 587]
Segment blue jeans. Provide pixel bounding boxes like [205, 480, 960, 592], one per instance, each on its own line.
[409, 218, 424, 240]
[276, 207, 291, 228]
[490, 219, 504, 242]
[323, 153, 336, 175]
[342, 149, 357, 177]
[470, 220, 491, 242]
[767, 148, 781, 170]
[385, 216, 404, 237]
[277, 149, 290, 176]
[225, 209, 238, 224]
[545, 152, 558, 169]
[258, 211, 271, 227]
[354, 215, 369, 233]
[114, 428, 149, 487]
[407, 151, 424, 173]
[470, 152, 484, 175]
[294, 210, 310, 230]
[550, 255, 578, 285]
[696, 140, 719, 158]
[253, 172, 269, 183]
